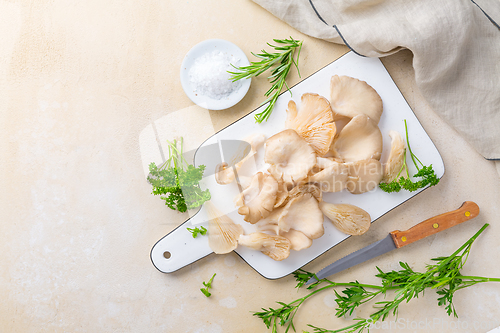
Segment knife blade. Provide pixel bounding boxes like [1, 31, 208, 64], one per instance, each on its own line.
[306, 201, 479, 285]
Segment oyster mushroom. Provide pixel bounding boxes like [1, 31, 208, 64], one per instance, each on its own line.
[215, 133, 266, 185]
[345, 158, 383, 194]
[305, 157, 349, 192]
[255, 214, 313, 251]
[265, 129, 317, 187]
[280, 229, 313, 251]
[330, 114, 383, 163]
[274, 177, 289, 208]
[255, 207, 282, 234]
[287, 183, 322, 203]
[238, 232, 291, 261]
[285, 93, 336, 156]
[278, 193, 324, 240]
[205, 201, 244, 254]
[271, 182, 323, 210]
[256, 191, 323, 242]
[330, 75, 383, 124]
[319, 202, 371, 235]
[235, 172, 278, 224]
[382, 131, 406, 183]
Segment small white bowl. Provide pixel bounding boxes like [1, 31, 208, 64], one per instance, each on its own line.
[180, 39, 251, 110]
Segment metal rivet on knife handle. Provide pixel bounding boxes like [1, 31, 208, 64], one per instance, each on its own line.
[389, 201, 480, 249]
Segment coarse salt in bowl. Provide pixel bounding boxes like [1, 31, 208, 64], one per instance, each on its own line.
[180, 39, 251, 110]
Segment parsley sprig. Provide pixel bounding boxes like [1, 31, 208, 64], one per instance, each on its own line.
[229, 37, 303, 123]
[379, 120, 440, 193]
[254, 224, 500, 333]
[201, 273, 216, 297]
[187, 226, 207, 238]
[148, 137, 211, 213]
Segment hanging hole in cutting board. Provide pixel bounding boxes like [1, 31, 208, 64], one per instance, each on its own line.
[163, 251, 171, 259]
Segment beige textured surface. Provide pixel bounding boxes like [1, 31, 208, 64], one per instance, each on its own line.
[1, 1, 499, 332]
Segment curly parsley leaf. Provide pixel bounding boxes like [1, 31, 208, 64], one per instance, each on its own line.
[379, 120, 440, 193]
[201, 273, 216, 297]
[187, 226, 207, 238]
[148, 137, 211, 213]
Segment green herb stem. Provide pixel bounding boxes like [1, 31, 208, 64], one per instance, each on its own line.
[148, 137, 211, 213]
[201, 273, 216, 297]
[379, 119, 440, 193]
[255, 224, 499, 333]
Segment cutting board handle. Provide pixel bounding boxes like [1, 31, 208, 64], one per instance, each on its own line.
[150, 207, 213, 273]
[390, 201, 480, 248]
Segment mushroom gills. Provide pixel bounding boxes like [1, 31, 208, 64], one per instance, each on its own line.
[238, 232, 291, 261]
[285, 93, 336, 156]
[205, 201, 244, 254]
[319, 202, 371, 236]
[382, 130, 406, 183]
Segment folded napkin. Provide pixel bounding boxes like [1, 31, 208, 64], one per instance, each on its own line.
[252, 0, 500, 163]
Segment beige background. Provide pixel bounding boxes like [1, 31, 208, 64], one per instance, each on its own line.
[1, 0, 499, 332]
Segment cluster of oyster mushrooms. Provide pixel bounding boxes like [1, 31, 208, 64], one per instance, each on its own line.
[209, 75, 406, 261]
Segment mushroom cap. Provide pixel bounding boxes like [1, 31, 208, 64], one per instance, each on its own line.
[205, 201, 244, 254]
[330, 75, 383, 124]
[279, 229, 313, 251]
[255, 192, 324, 240]
[238, 232, 291, 261]
[278, 193, 324, 239]
[255, 206, 282, 234]
[345, 158, 383, 194]
[319, 202, 371, 235]
[300, 122, 337, 157]
[382, 130, 406, 183]
[235, 172, 278, 224]
[306, 157, 349, 192]
[265, 129, 317, 187]
[331, 114, 383, 163]
[285, 94, 336, 156]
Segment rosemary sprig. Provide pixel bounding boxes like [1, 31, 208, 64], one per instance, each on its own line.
[228, 37, 303, 123]
[253, 224, 500, 333]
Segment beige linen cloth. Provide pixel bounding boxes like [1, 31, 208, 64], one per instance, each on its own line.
[253, 0, 500, 169]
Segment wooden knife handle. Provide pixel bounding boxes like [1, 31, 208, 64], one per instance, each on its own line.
[390, 201, 480, 248]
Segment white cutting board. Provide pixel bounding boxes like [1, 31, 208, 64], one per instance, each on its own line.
[150, 51, 445, 279]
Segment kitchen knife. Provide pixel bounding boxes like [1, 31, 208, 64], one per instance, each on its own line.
[306, 201, 479, 285]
